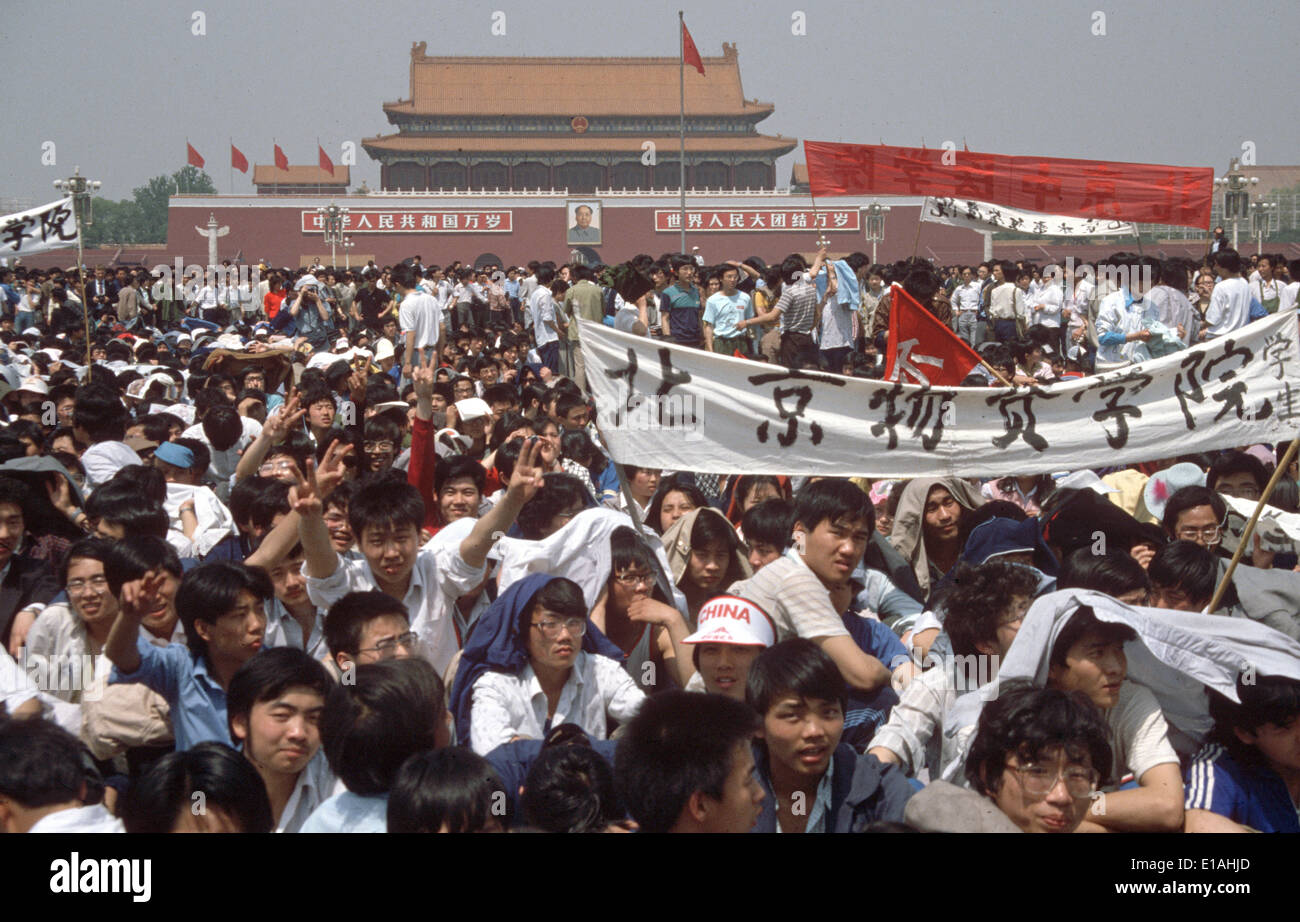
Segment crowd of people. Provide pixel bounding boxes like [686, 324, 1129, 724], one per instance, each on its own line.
[0, 241, 1297, 835]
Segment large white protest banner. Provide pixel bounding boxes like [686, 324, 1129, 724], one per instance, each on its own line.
[581, 312, 1300, 478]
[921, 196, 1135, 238]
[0, 198, 78, 257]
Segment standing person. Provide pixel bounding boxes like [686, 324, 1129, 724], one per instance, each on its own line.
[287, 275, 333, 354]
[738, 249, 828, 369]
[702, 264, 753, 357]
[987, 261, 1027, 342]
[561, 264, 604, 389]
[528, 266, 563, 376]
[660, 256, 704, 350]
[395, 264, 443, 376]
[1202, 249, 1251, 339]
[951, 266, 982, 347]
[1252, 254, 1283, 315]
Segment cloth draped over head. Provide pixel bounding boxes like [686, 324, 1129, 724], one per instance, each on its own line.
[888, 477, 985, 599]
[660, 507, 752, 598]
[448, 572, 624, 745]
[940, 589, 1300, 784]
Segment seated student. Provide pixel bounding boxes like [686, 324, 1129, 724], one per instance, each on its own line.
[740, 499, 793, 572]
[321, 480, 358, 558]
[1207, 449, 1268, 502]
[0, 477, 61, 656]
[387, 747, 508, 833]
[614, 689, 765, 834]
[323, 591, 420, 677]
[1162, 485, 1228, 554]
[1045, 606, 1184, 832]
[681, 594, 775, 699]
[1184, 674, 1300, 833]
[645, 474, 709, 537]
[589, 526, 694, 693]
[661, 507, 752, 628]
[295, 440, 547, 677]
[869, 560, 1040, 778]
[1147, 540, 1221, 612]
[359, 415, 401, 475]
[727, 479, 894, 697]
[514, 472, 590, 540]
[748, 639, 914, 833]
[0, 717, 123, 833]
[432, 455, 487, 532]
[1057, 547, 1150, 607]
[904, 681, 1112, 834]
[120, 741, 274, 833]
[105, 562, 271, 750]
[452, 574, 645, 755]
[521, 739, 628, 833]
[301, 658, 450, 833]
[262, 543, 327, 659]
[227, 647, 335, 833]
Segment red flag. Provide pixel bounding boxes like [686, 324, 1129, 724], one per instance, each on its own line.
[186, 142, 204, 169]
[274, 144, 289, 171]
[318, 144, 334, 176]
[884, 285, 983, 387]
[682, 21, 704, 75]
[231, 144, 248, 173]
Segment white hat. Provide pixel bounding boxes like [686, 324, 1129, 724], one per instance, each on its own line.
[334, 337, 350, 351]
[17, 376, 49, 397]
[682, 595, 776, 647]
[373, 339, 395, 361]
[294, 274, 320, 291]
[454, 397, 491, 422]
[434, 428, 472, 457]
[1143, 462, 1207, 522]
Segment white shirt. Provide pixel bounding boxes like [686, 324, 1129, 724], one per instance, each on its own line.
[468, 650, 646, 754]
[952, 280, 982, 313]
[29, 803, 124, 833]
[1027, 281, 1063, 328]
[1205, 277, 1252, 336]
[81, 440, 142, 489]
[182, 417, 263, 499]
[529, 287, 558, 347]
[303, 543, 485, 676]
[299, 791, 388, 833]
[398, 290, 443, 350]
[264, 597, 327, 661]
[1281, 281, 1300, 314]
[276, 750, 336, 833]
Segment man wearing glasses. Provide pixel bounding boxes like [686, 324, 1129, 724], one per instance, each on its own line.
[1160, 486, 1228, 552]
[322, 591, 421, 677]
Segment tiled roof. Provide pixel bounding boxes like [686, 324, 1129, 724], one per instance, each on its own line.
[390, 41, 774, 117]
[252, 165, 350, 185]
[361, 134, 796, 156]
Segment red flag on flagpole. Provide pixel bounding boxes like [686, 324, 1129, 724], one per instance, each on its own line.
[186, 142, 205, 169]
[274, 144, 289, 171]
[884, 284, 983, 387]
[318, 144, 334, 176]
[231, 144, 248, 173]
[682, 22, 704, 75]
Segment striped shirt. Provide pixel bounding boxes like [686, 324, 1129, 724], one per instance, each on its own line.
[775, 279, 819, 334]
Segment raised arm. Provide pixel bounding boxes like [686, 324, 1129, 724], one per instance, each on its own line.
[457, 438, 546, 569]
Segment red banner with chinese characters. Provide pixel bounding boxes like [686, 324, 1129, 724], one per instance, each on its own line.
[803, 141, 1213, 228]
[299, 210, 512, 233]
[653, 209, 860, 232]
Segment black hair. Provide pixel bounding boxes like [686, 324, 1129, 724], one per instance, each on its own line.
[1207, 450, 1268, 493]
[108, 465, 167, 505]
[202, 404, 244, 453]
[103, 535, 182, 597]
[522, 744, 623, 833]
[174, 562, 272, 661]
[247, 478, 291, 534]
[965, 680, 1113, 796]
[84, 486, 169, 540]
[1048, 605, 1138, 669]
[525, 577, 587, 627]
[387, 748, 507, 833]
[57, 536, 114, 586]
[613, 690, 760, 834]
[1207, 674, 1300, 767]
[1148, 540, 1219, 609]
[516, 473, 588, 540]
[609, 525, 661, 578]
[746, 638, 847, 716]
[732, 475, 787, 510]
[645, 474, 709, 536]
[323, 590, 410, 660]
[226, 647, 333, 741]
[434, 455, 486, 495]
[120, 741, 274, 833]
[1211, 248, 1242, 275]
[172, 437, 211, 476]
[73, 384, 129, 442]
[1057, 548, 1150, 599]
[320, 658, 445, 795]
[0, 717, 88, 808]
[347, 477, 424, 541]
[1161, 486, 1226, 536]
[943, 561, 1043, 659]
[739, 498, 793, 553]
[792, 477, 874, 535]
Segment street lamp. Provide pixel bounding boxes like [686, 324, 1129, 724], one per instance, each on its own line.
[1213, 158, 1258, 250]
[52, 167, 101, 366]
[315, 202, 350, 268]
[864, 201, 889, 263]
[1250, 201, 1278, 256]
[341, 236, 355, 270]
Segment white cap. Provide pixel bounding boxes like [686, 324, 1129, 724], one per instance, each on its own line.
[455, 397, 491, 422]
[682, 595, 776, 647]
[294, 274, 320, 290]
[373, 339, 395, 361]
[17, 376, 49, 396]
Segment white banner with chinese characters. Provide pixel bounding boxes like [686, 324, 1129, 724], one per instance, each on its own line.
[653, 209, 860, 233]
[299, 209, 512, 234]
[580, 312, 1300, 478]
[920, 196, 1135, 237]
[0, 198, 78, 256]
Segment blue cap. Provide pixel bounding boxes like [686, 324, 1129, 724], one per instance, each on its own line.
[154, 441, 195, 469]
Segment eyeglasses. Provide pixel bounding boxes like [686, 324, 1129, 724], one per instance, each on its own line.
[259, 460, 297, 475]
[358, 631, 419, 658]
[67, 575, 109, 594]
[531, 617, 587, 638]
[363, 441, 395, 454]
[613, 570, 654, 588]
[1176, 525, 1223, 543]
[1010, 762, 1099, 798]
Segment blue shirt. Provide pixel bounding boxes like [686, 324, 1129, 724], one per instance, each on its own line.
[703, 290, 753, 339]
[662, 283, 702, 345]
[300, 792, 389, 833]
[1184, 742, 1300, 833]
[109, 636, 230, 751]
[839, 612, 906, 747]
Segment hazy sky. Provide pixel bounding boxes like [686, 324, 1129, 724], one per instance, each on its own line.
[4, 0, 1296, 205]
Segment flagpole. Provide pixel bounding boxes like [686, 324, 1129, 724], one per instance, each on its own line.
[229, 137, 233, 195]
[678, 10, 687, 253]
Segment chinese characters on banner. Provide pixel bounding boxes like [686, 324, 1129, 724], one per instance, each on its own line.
[299, 210, 513, 233]
[921, 197, 1136, 237]
[0, 198, 78, 256]
[653, 209, 861, 232]
[579, 312, 1300, 478]
[803, 141, 1214, 228]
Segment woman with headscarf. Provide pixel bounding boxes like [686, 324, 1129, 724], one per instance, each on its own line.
[450, 573, 645, 755]
[889, 477, 985, 602]
[661, 507, 752, 629]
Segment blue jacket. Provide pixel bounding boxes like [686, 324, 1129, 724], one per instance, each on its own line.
[485, 736, 619, 827]
[750, 741, 914, 833]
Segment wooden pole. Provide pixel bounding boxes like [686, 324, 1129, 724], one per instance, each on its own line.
[1206, 432, 1300, 612]
[978, 357, 1014, 387]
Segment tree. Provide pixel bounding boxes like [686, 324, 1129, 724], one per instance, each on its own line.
[81, 167, 215, 245]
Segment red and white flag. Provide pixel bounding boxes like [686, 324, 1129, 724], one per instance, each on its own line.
[274, 144, 289, 171]
[230, 144, 248, 173]
[884, 284, 982, 387]
[318, 144, 334, 176]
[682, 21, 704, 75]
[186, 142, 204, 169]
